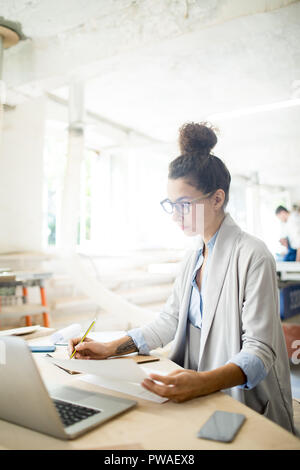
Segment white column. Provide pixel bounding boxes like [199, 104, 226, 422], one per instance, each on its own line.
[59, 81, 85, 253]
[90, 150, 112, 251]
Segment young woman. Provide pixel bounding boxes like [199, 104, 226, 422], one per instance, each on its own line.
[69, 122, 294, 433]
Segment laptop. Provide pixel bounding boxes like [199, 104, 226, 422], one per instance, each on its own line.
[0, 336, 137, 440]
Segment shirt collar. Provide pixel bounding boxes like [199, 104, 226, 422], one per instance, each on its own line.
[207, 230, 219, 250]
[198, 229, 219, 256]
[192, 229, 219, 277]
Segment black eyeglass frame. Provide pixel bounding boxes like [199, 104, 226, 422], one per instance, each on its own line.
[160, 192, 214, 215]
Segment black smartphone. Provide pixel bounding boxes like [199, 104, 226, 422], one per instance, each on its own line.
[197, 410, 246, 443]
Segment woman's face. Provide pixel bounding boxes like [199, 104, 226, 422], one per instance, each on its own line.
[166, 178, 224, 237]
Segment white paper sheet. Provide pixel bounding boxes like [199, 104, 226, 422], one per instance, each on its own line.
[79, 374, 168, 404]
[140, 366, 169, 377]
[47, 356, 168, 403]
[0, 325, 41, 336]
[48, 357, 146, 383]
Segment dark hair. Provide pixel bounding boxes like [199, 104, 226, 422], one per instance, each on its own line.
[275, 205, 289, 215]
[168, 122, 231, 207]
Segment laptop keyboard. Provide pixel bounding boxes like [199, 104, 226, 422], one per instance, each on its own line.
[53, 399, 101, 428]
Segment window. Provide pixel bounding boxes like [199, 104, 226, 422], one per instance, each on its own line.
[43, 120, 67, 248]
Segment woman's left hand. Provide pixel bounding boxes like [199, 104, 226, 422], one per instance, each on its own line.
[141, 369, 209, 403]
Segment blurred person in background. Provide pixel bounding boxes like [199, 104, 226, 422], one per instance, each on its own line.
[275, 206, 300, 262]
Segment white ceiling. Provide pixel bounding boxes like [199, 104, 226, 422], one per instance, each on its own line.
[1, 0, 300, 187]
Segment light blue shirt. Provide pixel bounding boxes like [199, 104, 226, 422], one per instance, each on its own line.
[128, 231, 267, 390]
[188, 231, 218, 329]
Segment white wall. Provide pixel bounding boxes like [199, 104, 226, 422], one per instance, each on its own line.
[290, 187, 300, 207]
[0, 97, 46, 253]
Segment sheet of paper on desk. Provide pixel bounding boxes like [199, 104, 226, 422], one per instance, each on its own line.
[79, 374, 168, 404]
[48, 357, 146, 383]
[48, 357, 168, 403]
[0, 325, 41, 336]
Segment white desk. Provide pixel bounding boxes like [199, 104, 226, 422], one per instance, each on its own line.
[277, 262, 300, 282]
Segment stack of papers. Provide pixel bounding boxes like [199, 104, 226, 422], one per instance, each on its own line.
[0, 325, 41, 336]
[47, 357, 168, 404]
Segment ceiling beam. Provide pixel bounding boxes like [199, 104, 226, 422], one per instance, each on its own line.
[2, 0, 298, 101]
[47, 91, 164, 146]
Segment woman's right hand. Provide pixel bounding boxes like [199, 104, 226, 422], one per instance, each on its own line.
[68, 337, 111, 360]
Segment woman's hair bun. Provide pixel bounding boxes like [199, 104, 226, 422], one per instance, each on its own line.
[178, 121, 217, 156]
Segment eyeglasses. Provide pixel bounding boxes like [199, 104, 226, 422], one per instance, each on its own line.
[160, 192, 213, 215]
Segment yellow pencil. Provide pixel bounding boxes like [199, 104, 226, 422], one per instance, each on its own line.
[70, 318, 96, 359]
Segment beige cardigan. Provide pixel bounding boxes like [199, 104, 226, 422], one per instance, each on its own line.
[140, 213, 294, 432]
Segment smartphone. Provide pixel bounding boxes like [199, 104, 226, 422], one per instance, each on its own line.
[29, 345, 56, 353]
[197, 410, 246, 443]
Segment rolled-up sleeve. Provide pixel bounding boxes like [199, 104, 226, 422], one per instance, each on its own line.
[226, 351, 267, 390]
[127, 328, 150, 355]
